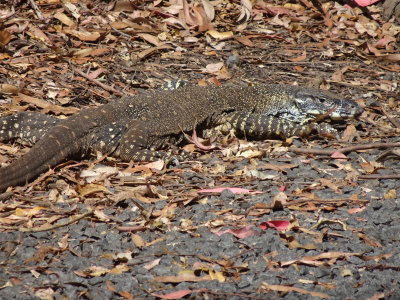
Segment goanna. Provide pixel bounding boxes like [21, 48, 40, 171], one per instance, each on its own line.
[0, 84, 362, 191]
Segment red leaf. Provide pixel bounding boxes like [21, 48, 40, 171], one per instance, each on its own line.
[259, 220, 290, 231]
[214, 225, 259, 239]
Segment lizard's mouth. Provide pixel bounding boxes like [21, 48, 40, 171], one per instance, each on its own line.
[307, 105, 363, 120]
[329, 105, 364, 120]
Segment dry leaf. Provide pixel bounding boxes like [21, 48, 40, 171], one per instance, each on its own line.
[15, 207, 46, 217]
[132, 234, 146, 248]
[0, 84, 19, 94]
[206, 30, 233, 40]
[0, 30, 12, 46]
[260, 282, 330, 298]
[77, 183, 108, 197]
[54, 12, 76, 27]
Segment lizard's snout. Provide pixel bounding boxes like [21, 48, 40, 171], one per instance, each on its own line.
[329, 100, 363, 120]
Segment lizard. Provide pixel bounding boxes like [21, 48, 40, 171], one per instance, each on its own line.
[0, 84, 363, 191]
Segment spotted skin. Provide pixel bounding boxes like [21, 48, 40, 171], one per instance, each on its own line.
[0, 84, 362, 190]
[0, 112, 59, 145]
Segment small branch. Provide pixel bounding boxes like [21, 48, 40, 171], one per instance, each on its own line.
[380, 107, 400, 129]
[285, 197, 368, 206]
[28, 0, 45, 20]
[20, 209, 94, 232]
[289, 143, 400, 156]
[0, 210, 94, 232]
[72, 67, 124, 96]
[358, 174, 400, 180]
[26, 168, 55, 192]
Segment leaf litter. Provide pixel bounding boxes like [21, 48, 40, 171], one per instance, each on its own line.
[0, 0, 399, 299]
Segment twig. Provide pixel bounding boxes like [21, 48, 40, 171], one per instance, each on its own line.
[116, 225, 147, 232]
[289, 143, 400, 156]
[377, 149, 400, 162]
[72, 67, 124, 96]
[22, 209, 93, 232]
[195, 289, 266, 300]
[109, 24, 132, 39]
[358, 174, 400, 180]
[285, 197, 368, 206]
[26, 168, 55, 192]
[28, 0, 44, 20]
[380, 107, 400, 129]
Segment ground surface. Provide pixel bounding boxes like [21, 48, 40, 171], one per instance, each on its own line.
[0, 0, 399, 299]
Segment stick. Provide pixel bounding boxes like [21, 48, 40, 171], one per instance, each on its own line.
[72, 67, 124, 96]
[358, 174, 400, 180]
[289, 143, 400, 156]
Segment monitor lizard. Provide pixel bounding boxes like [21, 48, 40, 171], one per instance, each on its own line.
[0, 84, 362, 191]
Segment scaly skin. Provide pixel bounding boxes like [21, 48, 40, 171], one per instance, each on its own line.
[0, 84, 362, 191]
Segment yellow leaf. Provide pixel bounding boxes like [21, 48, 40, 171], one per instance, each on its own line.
[209, 270, 225, 282]
[0, 53, 10, 60]
[283, 3, 305, 11]
[384, 189, 396, 199]
[54, 12, 76, 27]
[15, 207, 46, 217]
[77, 183, 108, 197]
[132, 234, 146, 248]
[88, 266, 109, 277]
[206, 30, 233, 40]
[178, 270, 196, 278]
[109, 264, 130, 274]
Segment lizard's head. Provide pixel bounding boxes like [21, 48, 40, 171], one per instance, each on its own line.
[293, 89, 363, 120]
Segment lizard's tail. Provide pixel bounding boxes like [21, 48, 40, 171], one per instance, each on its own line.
[0, 125, 84, 191]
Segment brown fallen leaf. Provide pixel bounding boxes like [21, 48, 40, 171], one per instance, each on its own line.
[17, 93, 79, 115]
[64, 29, 101, 42]
[0, 84, 19, 95]
[0, 30, 12, 46]
[260, 282, 330, 298]
[54, 12, 76, 27]
[77, 183, 108, 197]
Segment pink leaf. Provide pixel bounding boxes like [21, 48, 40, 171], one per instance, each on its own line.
[214, 225, 259, 239]
[152, 289, 198, 299]
[347, 206, 366, 214]
[259, 220, 290, 231]
[198, 187, 263, 194]
[331, 151, 348, 159]
[351, 0, 380, 7]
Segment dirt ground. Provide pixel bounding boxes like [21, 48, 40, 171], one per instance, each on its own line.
[0, 0, 399, 299]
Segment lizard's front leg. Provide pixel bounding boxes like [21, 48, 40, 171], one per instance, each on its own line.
[213, 112, 314, 139]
